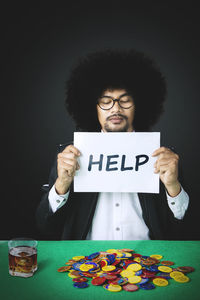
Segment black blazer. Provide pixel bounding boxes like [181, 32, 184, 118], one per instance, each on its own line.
[36, 143, 184, 240]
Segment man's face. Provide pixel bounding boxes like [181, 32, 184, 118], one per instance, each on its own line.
[97, 89, 135, 132]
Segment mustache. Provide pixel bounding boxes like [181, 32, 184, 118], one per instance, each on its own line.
[106, 114, 128, 121]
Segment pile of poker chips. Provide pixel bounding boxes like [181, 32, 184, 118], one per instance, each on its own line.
[57, 248, 195, 292]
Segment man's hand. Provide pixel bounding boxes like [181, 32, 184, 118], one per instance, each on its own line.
[55, 145, 81, 195]
[152, 147, 181, 197]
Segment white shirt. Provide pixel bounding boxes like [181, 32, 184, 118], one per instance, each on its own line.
[48, 184, 189, 240]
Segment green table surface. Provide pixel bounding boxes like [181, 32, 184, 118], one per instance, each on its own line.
[0, 240, 199, 300]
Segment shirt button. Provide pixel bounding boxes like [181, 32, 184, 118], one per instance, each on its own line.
[116, 227, 120, 231]
[115, 203, 120, 207]
[171, 202, 175, 205]
[56, 200, 61, 203]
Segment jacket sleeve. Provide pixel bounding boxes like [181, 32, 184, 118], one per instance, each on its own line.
[35, 143, 71, 239]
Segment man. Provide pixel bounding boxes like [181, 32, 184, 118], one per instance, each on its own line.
[36, 49, 189, 240]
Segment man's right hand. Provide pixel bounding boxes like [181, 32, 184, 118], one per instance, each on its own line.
[55, 145, 81, 195]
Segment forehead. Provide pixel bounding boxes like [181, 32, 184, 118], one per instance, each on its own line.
[101, 89, 128, 97]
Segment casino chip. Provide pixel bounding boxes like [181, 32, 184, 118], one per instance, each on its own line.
[153, 278, 169, 286]
[58, 248, 194, 293]
[73, 282, 89, 288]
[123, 284, 139, 292]
[174, 275, 190, 283]
[158, 266, 172, 273]
[57, 266, 71, 272]
[91, 277, 106, 286]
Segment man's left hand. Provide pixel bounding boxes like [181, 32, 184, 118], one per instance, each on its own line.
[152, 147, 181, 197]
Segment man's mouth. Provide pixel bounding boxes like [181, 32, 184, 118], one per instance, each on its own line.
[107, 114, 126, 124]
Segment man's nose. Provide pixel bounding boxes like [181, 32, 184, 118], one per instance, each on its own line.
[110, 100, 122, 113]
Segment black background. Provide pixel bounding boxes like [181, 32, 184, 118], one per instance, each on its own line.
[1, 1, 200, 240]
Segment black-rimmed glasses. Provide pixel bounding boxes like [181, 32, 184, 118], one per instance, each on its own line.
[97, 93, 134, 110]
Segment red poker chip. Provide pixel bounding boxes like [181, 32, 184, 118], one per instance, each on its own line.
[133, 253, 142, 257]
[91, 277, 106, 286]
[123, 284, 139, 292]
[112, 259, 121, 266]
[103, 274, 118, 280]
[143, 270, 156, 275]
[72, 277, 88, 282]
[120, 249, 134, 252]
[125, 259, 134, 264]
[81, 272, 97, 278]
[100, 261, 107, 268]
[108, 279, 119, 285]
[106, 269, 121, 275]
[141, 274, 156, 279]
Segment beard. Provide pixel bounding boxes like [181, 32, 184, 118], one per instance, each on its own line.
[103, 114, 129, 132]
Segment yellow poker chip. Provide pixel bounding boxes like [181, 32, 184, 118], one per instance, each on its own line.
[127, 263, 142, 272]
[102, 265, 116, 272]
[170, 271, 184, 279]
[158, 266, 172, 273]
[133, 257, 141, 263]
[68, 272, 80, 279]
[96, 271, 104, 276]
[72, 256, 85, 261]
[153, 278, 169, 286]
[115, 252, 124, 257]
[121, 269, 135, 278]
[106, 249, 118, 253]
[79, 264, 94, 271]
[128, 275, 142, 284]
[174, 275, 190, 283]
[150, 254, 163, 260]
[107, 284, 122, 292]
[124, 252, 132, 258]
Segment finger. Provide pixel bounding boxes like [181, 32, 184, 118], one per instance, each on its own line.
[58, 152, 78, 160]
[59, 158, 77, 167]
[59, 162, 76, 176]
[152, 147, 171, 157]
[63, 145, 81, 156]
[154, 164, 169, 174]
[154, 160, 178, 173]
[156, 152, 175, 160]
[154, 157, 177, 168]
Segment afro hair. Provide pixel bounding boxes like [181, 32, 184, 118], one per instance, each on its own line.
[65, 49, 167, 132]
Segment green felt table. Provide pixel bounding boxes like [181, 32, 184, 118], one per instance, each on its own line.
[0, 240, 199, 300]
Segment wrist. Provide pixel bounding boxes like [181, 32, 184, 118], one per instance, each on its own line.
[165, 181, 181, 197]
[55, 178, 70, 195]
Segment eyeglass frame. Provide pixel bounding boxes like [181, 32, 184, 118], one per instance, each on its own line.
[97, 93, 134, 110]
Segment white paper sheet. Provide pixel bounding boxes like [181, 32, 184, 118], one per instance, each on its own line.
[74, 132, 160, 193]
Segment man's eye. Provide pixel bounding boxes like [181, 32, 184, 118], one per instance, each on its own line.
[120, 99, 131, 103]
[100, 98, 112, 104]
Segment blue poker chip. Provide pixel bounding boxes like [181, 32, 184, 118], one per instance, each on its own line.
[87, 252, 100, 260]
[139, 283, 155, 290]
[85, 262, 98, 268]
[135, 270, 143, 276]
[73, 282, 89, 288]
[138, 278, 149, 285]
[107, 254, 116, 264]
[72, 262, 83, 271]
[145, 265, 159, 272]
[141, 256, 149, 259]
[84, 262, 98, 272]
[156, 272, 171, 279]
